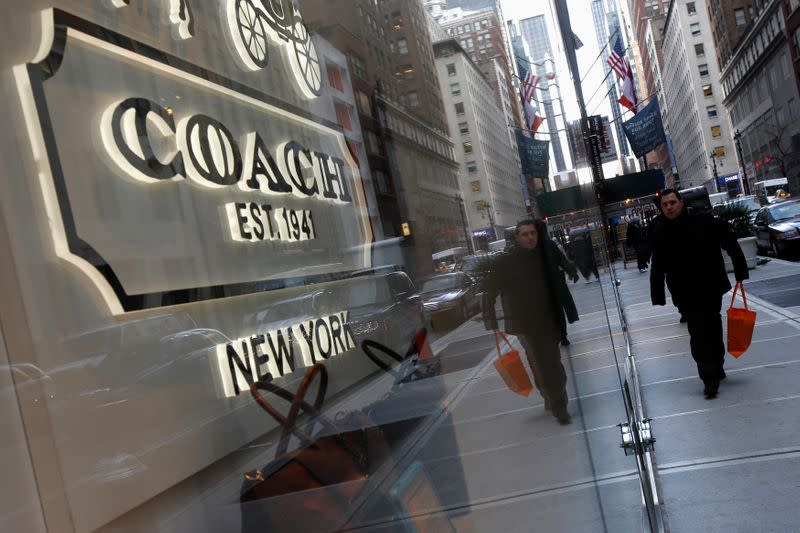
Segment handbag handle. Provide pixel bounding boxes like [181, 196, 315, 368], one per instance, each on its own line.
[494, 330, 514, 357]
[730, 281, 749, 310]
[361, 328, 430, 384]
[250, 363, 331, 455]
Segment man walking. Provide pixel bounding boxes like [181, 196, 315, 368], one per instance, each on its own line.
[484, 219, 578, 424]
[649, 189, 749, 399]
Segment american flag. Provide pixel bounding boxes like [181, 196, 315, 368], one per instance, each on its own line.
[517, 59, 540, 103]
[607, 36, 628, 79]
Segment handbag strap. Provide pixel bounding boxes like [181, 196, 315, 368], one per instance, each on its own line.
[361, 328, 430, 384]
[251, 364, 330, 454]
[730, 281, 749, 310]
[494, 330, 514, 356]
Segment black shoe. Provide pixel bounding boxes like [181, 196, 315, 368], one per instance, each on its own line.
[554, 409, 571, 425]
[560, 338, 571, 346]
[720, 370, 727, 380]
[704, 381, 719, 399]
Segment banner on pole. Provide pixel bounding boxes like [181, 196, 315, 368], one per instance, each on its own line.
[516, 131, 550, 178]
[621, 99, 666, 157]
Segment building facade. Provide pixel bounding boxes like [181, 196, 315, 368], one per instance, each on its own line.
[721, 0, 800, 193]
[434, 40, 527, 242]
[437, 7, 523, 130]
[662, 0, 736, 189]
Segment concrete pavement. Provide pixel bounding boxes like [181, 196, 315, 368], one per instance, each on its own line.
[617, 258, 800, 533]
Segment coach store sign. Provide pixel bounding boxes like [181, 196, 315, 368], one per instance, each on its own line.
[15, 3, 372, 316]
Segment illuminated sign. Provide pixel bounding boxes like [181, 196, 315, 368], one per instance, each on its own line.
[216, 311, 356, 397]
[15, 10, 373, 315]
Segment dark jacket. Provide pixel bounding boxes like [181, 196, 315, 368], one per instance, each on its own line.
[625, 222, 646, 247]
[483, 239, 580, 335]
[649, 211, 749, 307]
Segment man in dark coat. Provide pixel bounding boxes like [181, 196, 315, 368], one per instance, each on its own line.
[625, 217, 649, 272]
[650, 189, 749, 399]
[484, 219, 579, 424]
[534, 220, 580, 345]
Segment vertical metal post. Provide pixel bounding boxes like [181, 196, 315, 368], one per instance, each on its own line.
[552, 0, 607, 222]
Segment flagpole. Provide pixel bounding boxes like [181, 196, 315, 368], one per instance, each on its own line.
[552, 0, 608, 213]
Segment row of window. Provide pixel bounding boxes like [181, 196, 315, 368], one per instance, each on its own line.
[447, 19, 491, 36]
[722, 9, 784, 98]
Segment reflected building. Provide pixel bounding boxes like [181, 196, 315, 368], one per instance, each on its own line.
[300, 0, 465, 278]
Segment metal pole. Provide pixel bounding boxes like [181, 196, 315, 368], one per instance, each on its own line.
[710, 151, 720, 192]
[552, 0, 607, 218]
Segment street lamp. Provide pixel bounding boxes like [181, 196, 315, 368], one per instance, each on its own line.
[733, 129, 752, 196]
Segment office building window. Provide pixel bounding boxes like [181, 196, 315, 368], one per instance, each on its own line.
[396, 38, 408, 54]
[711, 125, 721, 137]
[691, 22, 701, 35]
[327, 64, 344, 92]
[455, 102, 465, 114]
[335, 103, 352, 131]
[695, 43, 705, 56]
[459, 122, 469, 134]
[447, 63, 456, 76]
[463, 141, 473, 153]
[735, 8, 746, 26]
[715, 146, 726, 157]
[699, 63, 709, 76]
[703, 84, 713, 96]
[406, 91, 419, 107]
[707, 105, 718, 117]
[687, 2, 697, 14]
[466, 160, 478, 172]
[451, 82, 461, 96]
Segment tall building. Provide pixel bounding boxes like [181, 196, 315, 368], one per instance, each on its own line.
[707, 0, 754, 71]
[382, 0, 449, 134]
[437, 7, 523, 130]
[434, 40, 527, 244]
[436, 0, 499, 11]
[590, 0, 632, 162]
[300, 0, 465, 277]
[662, 0, 736, 189]
[629, 0, 675, 177]
[517, 15, 570, 173]
[720, 0, 800, 193]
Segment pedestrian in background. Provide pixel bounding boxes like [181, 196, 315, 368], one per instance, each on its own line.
[533, 220, 580, 345]
[649, 189, 749, 399]
[570, 227, 600, 283]
[625, 216, 650, 273]
[484, 219, 577, 424]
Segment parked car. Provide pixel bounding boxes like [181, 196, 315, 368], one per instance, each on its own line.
[754, 199, 800, 258]
[455, 252, 497, 290]
[419, 272, 481, 330]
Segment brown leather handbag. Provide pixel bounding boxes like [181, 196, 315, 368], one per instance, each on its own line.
[240, 363, 389, 532]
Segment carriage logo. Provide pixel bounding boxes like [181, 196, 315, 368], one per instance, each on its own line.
[225, 0, 323, 99]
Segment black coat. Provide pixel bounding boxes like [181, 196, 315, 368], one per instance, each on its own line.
[649, 212, 749, 308]
[484, 240, 580, 336]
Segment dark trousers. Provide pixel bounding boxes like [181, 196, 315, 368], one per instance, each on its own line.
[518, 334, 568, 411]
[679, 294, 725, 384]
[635, 245, 649, 270]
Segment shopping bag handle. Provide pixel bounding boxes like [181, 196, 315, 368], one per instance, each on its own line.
[730, 281, 749, 310]
[494, 330, 514, 356]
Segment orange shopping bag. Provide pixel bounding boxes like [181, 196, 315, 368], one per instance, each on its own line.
[727, 282, 757, 358]
[492, 331, 533, 397]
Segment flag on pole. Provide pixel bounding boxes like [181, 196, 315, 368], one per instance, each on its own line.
[546, 71, 557, 81]
[522, 95, 545, 134]
[572, 32, 584, 50]
[517, 59, 540, 103]
[607, 36, 628, 78]
[607, 36, 638, 114]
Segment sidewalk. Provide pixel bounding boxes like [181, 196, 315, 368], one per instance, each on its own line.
[349, 274, 649, 532]
[617, 258, 800, 533]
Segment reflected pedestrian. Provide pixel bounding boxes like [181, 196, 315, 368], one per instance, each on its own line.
[534, 220, 581, 345]
[625, 216, 650, 273]
[570, 227, 600, 283]
[484, 219, 576, 424]
[649, 189, 749, 399]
